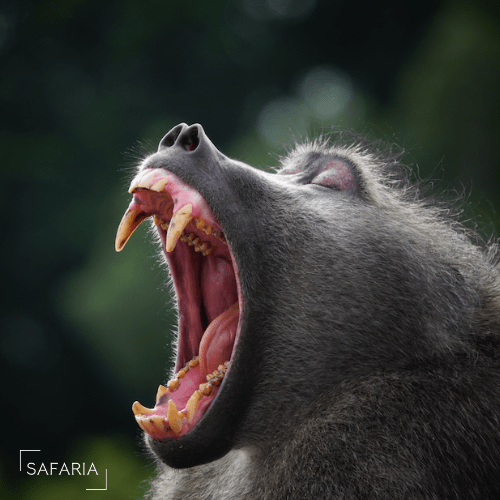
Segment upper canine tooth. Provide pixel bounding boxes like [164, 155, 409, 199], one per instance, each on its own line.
[115, 206, 150, 252]
[132, 401, 155, 416]
[166, 204, 193, 252]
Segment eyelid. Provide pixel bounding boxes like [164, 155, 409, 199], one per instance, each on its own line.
[311, 181, 341, 191]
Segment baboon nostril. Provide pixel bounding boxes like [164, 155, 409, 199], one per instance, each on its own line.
[158, 124, 202, 152]
[158, 123, 186, 150]
[180, 126, 200, 152]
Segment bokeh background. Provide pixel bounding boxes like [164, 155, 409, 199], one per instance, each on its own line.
[2, 0, 499, 498]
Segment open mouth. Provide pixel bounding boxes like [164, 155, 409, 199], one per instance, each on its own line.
[115, 166, 242, 441]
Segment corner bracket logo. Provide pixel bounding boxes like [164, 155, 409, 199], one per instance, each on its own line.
[19, 450, 108, 491]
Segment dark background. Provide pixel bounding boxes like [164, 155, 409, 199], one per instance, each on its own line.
[1, 0, 499, 498]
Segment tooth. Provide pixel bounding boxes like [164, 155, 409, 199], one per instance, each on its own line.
[132, 401, 155, 416]
[115, 206, 150, 252]
[156, 384, 169, 404]
[128, 168, 152, 193]
[128, 176, 142, 194]
[166, 204, 193, 252]
[167, 379, 179, 391]
[137, 170, 158, 189]
[167, 400, 183, 434]
[186, 390, 203, 423]
[195, 218, 206, 230]
[195, 242, 210, 254]
[154, 215, 165, 226]
[150, 177, 169, 192]
[188, 357, 200, 368]
[199, 383, 213, 396]
[137, 419, 155, 433]
[150, 416, 167, 432]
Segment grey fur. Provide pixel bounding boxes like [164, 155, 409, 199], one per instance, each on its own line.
[125, 125, 500, 499]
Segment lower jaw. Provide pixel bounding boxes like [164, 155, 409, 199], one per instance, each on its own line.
[132, 301, 239, 441]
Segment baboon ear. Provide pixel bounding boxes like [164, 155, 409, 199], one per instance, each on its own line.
[279, 153, 357, 193]
[310, 158, 356, 192]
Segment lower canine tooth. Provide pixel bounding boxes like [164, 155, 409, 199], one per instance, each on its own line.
[166, 204, 193, 252]
[132, 401, 155, 416]
[186, 390, 203, 423]
[167, 400, 183, 434]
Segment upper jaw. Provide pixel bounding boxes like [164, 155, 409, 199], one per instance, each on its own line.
[115, 165, 224, 253]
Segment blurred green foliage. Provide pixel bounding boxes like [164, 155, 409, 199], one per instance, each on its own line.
[1, 0, 499, 498]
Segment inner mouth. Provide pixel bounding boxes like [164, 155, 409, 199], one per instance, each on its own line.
[116, 167, 242, 440]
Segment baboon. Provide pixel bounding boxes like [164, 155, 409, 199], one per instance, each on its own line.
[116, 123, 500, 499]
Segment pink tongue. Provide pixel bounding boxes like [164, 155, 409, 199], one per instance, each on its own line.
[199, 302, 239, 379]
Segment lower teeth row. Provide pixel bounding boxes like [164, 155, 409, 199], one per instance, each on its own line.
[134, 358, 230, 435]
[168, 357, 229, 396]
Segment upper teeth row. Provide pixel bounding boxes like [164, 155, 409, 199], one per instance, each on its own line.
[180, 233, 215, 256]
[153, 214, 217, 256]
[115, 169, 225, 253]
[128, 169, 169, 194]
